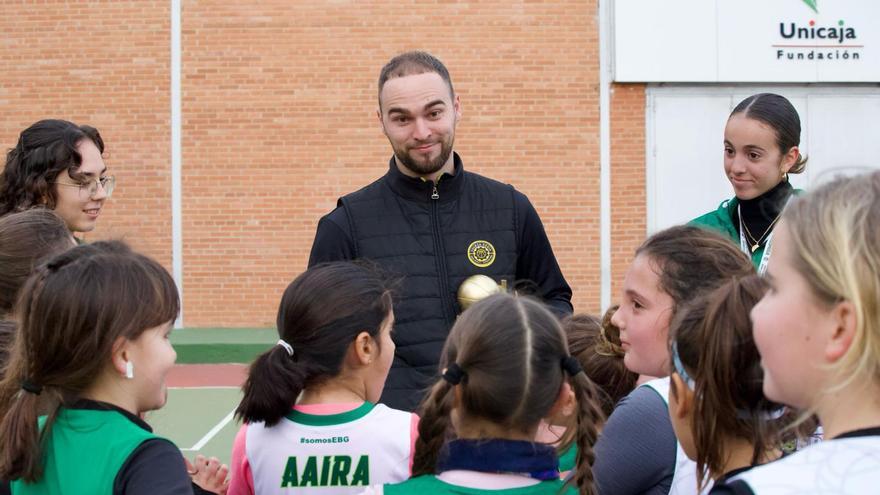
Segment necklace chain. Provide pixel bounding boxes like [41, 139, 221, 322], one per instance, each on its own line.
[741, 212, 782, 252]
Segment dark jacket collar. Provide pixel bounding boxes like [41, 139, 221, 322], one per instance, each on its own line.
[384, 152, 466, 203]
[738, 179, 793, 223]
[437, 438, 560, 480]
[69, 398, 153, 432]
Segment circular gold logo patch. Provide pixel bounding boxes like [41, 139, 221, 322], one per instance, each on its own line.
[467, 240, 496, 268]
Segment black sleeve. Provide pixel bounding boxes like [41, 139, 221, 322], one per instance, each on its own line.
[593, 386, 677, 495]
[113, 439, 195, 495]
[513, 191, 573, 316]
[307, 208, 356, 267]
[0, 480, 9, 495]
[709, 480, 757, 495]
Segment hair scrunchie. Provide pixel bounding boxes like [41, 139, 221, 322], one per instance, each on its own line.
[21, 379, 43, 395]
[442, 363, 468, 385]
[560, 356, 583, 376]
[276, 339, 294, 357]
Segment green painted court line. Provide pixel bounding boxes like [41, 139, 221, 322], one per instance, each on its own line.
[171, 328, 277, 364]
[171, 328, 277, 344]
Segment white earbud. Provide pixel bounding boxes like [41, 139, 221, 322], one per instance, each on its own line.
[124, 361, 134, 379]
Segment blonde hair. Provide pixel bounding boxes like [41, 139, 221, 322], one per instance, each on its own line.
[783, 170, 880, 390]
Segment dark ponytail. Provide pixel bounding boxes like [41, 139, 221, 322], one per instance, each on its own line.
[669, 276, 783, 489]
[566, 372, 604, 495]
[236, 261, 393, 426]
[0, 241, 179, 482]
[413, 293, 604, 494]
[411, 379, 455, 476]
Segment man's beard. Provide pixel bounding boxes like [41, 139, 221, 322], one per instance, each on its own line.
[393, 135, 455, 177]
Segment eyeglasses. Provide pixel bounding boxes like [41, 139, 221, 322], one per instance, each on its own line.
[53, 176, 116, 199]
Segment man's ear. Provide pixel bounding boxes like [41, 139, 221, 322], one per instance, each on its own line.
[825, 300, 857, 363]
[376, 108, 387, 136]
[670, 373, 694, 420]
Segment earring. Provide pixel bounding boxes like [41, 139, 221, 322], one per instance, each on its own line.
[125, 361, 134, 379]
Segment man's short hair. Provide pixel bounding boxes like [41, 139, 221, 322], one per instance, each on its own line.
[377, 51, 455, 106]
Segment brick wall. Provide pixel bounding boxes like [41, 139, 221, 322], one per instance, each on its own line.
[180, 0, 603, 325]
[0, 1, 172, 267]
[2, 1, 651, 326]
[609, 83, 647, 301]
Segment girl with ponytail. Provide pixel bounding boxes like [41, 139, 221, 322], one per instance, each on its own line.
[228, 261, 416, 495]
[366, 293, 605, 495]
[0, 241, 211, 494]
[666, 276, 785, 492]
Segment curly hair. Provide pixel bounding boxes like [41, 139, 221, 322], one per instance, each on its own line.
[0, 119, 104, 216]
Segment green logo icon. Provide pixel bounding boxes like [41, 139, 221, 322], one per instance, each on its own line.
[802, 0, 818, 14]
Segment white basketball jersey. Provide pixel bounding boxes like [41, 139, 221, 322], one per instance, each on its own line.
[732, 433, 880, 494]
[642, 377, 712, 495]
[245, 402, 413, 494]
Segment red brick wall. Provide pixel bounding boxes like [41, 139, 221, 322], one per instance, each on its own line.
[609, 84, 647, 301]
[181, 0, 602, 325]
[2, 1, 654, 327]
[0, 1, 172, 267]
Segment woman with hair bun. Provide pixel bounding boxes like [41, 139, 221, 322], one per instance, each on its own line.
[691, 93, 806, 273]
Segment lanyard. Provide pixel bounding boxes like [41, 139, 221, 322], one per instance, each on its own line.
[738, 204, 774, 275]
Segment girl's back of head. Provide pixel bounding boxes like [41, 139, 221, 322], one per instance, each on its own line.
[0, 209, 73, 315]
[0, 208, 73, 370]
[564, 308, 638, 417]
[236, 261, 394, 426]
[0, 240, 179, 482]
[669, 276, 781, 488]
[413, 293, 605, 494]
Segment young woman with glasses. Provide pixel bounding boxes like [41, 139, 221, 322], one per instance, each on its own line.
[0, 119, 115, 239]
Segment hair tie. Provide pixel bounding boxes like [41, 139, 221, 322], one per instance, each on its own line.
[276, 339, 294, 357]
[442, 363, 467, 385]
[560, 356, 583, 376]
[736, 406, 787, 421]
[21, 379, 43, 395]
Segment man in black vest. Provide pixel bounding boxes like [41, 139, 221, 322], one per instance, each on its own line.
[308, 51, 572, 411]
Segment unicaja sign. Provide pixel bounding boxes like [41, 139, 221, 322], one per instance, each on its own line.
[774, 2, 863, 62]
[779, 20, 856, 44]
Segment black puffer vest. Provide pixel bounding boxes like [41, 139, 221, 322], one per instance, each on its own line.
[339, 154, 517, 411]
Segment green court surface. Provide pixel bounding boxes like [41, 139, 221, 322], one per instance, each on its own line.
[146, 327, 278, 466]
[171, 327, 277, 364]
[149, 387, 242, 466]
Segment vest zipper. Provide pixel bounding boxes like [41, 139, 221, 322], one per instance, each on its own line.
[429, 180, 453, 325]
